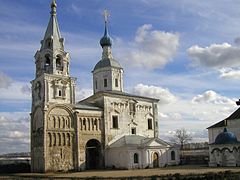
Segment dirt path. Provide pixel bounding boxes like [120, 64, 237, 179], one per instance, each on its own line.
[1, 166, 240, 179]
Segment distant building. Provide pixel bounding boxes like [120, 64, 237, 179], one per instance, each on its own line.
[180, 142, 209, 165]
[208, 102, 240, 167]
[31, 0, 179, 172]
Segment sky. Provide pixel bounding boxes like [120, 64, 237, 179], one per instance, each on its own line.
[1, 0, 240, 154]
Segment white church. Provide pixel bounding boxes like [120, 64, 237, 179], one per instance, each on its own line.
[208, 101, 240, 167]
[31, 0, 180, 172]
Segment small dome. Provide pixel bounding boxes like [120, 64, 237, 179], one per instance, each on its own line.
[100, 22, 112, 47]
[100, 34, 112, 47]
[215, 128, 238, 144]
[93, 58, 122, 71]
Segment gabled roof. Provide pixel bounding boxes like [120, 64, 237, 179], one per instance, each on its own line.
[79, 90, 159, 104]
[207, 120, 227, 129]
[108, 135, 170, 148]
[207, 107, 240, 129]
[225, 107, 240, 120]
[74, 102, 102, 111]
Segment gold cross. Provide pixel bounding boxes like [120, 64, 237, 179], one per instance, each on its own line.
[103, 9, 110, 23]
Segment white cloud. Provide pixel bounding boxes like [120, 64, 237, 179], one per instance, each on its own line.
[21, 84, 31, 95]
[0, 113, 30, 154]
[157, 89, 237, 142]
[8, 131, 26, 139]
[192, 90, 235, 105]
[132, 83, 177, 104]
[0, 71, 13, 88]
[75, 87, 93, 102]
[0, 81, 31, 101]
[121, 24, 179, 69]
[219, 68, 240, 79]
[188, 43, 240, 68]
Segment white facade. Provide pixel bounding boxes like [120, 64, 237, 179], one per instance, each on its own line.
[31, 1, 179, 172]
[105, 136, 180, 169]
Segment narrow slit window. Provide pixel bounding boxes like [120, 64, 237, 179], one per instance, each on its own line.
[112, 116, 118, 129]
[59, 90, 61, 96]
[115, 78, 118, 87]
[104, 79, 107, 87]
[148, 119, 153, 130]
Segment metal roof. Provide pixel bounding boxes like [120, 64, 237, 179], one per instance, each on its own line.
[207, 120, 227, 129]
[74, 102, 102, 111]
[93, 58, 122, 71]
[207, 107, 240, 129]
[108, 135, 170, 148]
[80, 90, 159, 103]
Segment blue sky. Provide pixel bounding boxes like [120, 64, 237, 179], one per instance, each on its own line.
[1, 0, 240, 154]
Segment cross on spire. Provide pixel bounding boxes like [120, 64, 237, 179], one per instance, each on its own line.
[103, 9, 110, 23]
[51, 0, 57, 16]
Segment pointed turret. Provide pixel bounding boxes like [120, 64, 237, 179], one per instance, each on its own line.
[92, 10, 124, 94]
[40, 0, 64, 51]
[34, 0, 70, 77]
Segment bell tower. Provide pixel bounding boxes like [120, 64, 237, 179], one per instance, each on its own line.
[32, 0, 76, 107]
[31, 0, 76, 172]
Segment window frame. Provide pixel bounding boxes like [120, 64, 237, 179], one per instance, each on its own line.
[104, 78, 108, 87]
[134, 153, 139, 164]
[115, 78, 118, 87]
[131, 127, 136, 135]
[112, 115, 119, 129]
[148, 118, 153, 130]
[171, 151, 176, 160]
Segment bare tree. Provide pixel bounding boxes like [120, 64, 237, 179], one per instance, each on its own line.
[171, 128, 192, 149]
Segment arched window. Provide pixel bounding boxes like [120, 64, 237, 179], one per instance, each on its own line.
[58, 133, 61, 146]
[129, 102, 136, 116]
[58, 117, 61, 129]
[134, 153, 139, 163]
[62, 117, 65, 128]
[94, 119, 98, 131]
[48, 133, 52, 147]
[83, 119, 86, 130]
[67, 133, 71, 146]
[171, 151, 175, 160]
[58, 90, 62, 97]
[53, 116, 56, 128]
[53, 133, 56, 146]
[45, 54, 51, 67]
[56, 55, 63, 71]
[45, 38, 52, 48]
[63, 133, 66, 146]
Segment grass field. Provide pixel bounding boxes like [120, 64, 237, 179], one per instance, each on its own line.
[1, 165, 240, 179]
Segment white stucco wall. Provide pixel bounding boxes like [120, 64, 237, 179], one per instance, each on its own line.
[103, 96, 156, 145]
[105, 146, 180, 169]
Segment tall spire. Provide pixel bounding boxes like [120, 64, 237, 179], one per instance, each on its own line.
[40, 0, 64, 51]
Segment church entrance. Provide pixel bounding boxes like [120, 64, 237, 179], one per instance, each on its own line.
[86, 139, 102, 169]
[153, 152, 159, 168]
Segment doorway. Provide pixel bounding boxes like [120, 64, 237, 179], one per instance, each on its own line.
[153, 152, 159, 168]
[86, 139, 102, 169]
